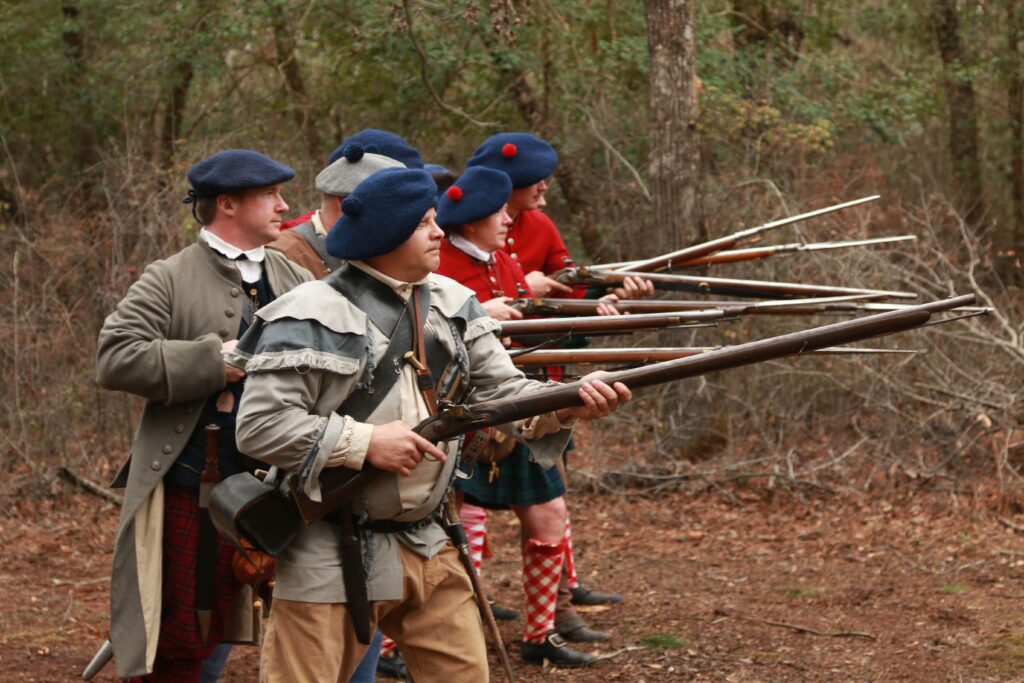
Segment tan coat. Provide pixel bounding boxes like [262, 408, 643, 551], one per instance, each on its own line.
[232, 264, 573, 604]
[96, 242, 311, 678]
[267, 226, 330, 277]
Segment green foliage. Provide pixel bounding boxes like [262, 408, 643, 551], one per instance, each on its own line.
[641, 632, 688, 649]
[940, 582, 970, 594]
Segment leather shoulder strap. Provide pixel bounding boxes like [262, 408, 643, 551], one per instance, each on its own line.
[326, 265, 445, 421]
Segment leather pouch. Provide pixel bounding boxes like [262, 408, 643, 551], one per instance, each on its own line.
[210, 469, 302, 556]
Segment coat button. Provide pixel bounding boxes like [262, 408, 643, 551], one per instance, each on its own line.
[219, 327, 230, 338]
[162, 444, 174, 454]
[151, 460, 162, 471]
[225, 309, 235, 318]
[507, 238, 514, 245]
[511, 253, 518, 259]
[174, 424, 185, 433]
[230, 287, 241, 297]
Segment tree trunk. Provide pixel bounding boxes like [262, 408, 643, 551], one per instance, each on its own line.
[159, 60, 194, 169]
[271, 7, 322, 163]
[933, 0, 986, 231]
[644, 0, 705, 258]
[61, 5, 99, 187]
[1006, 0, 1024, 254]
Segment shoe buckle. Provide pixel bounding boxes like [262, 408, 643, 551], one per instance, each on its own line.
[547, 632, 567, 648]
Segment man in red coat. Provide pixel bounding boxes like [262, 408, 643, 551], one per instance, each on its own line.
[465, 133, 653, 614]
[436, 166, 613, 666]
[467, 132, 653, 301]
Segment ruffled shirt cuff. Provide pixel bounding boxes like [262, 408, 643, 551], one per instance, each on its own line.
[326, 418, 373, 471]
[520, 411, 576, 441]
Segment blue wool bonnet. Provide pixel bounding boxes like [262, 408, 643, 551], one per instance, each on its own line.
[436, 166, 512, 230]
[185, 149, 295, 198]
[183, 149, 294, 220]
[328, 129, 424, 169]
[465, 133, 558, 188]
[326, 168, 438, 260]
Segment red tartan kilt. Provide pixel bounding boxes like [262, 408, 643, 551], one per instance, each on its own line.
[157, 482, 242, 663]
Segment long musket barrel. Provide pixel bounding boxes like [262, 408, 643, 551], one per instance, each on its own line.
[557, 267, 918, 300]
[511, 346, 918, 366]
[287, 294, 975, 524]
[610, 195, 881, 273]
[514, 294, 884, 317]
[672, 235, 917, 268]
[498, 309, 725, 337]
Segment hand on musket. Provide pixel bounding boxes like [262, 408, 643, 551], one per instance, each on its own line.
[610, 274, 655, 300]
[595, 293, 623, 316]
[555, 372, 632, 422]
[525, 270, 573, 297]
[482, 296, 524, 321]
[363, 420, 448, 477]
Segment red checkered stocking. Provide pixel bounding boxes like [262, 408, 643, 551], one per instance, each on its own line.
[460, 503, 489, 575]
[563, 514, 579, 589]
[380, 634, 397, 657]
[522, 538, 564, 643]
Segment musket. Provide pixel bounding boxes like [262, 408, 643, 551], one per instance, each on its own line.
[607, 195, 881, 273]
[510, 346, 917, 366]
[499, 309, 726, 338]
[442, 498, 516, 682]
[513, 294, 885, 317]
[668, 235, 917, 269]
[82, 639, 113, 680]
[283, 294, 976, 526]
[552, 266, 918, 300]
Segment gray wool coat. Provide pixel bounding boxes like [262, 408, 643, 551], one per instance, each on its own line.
[95, 241, 311, 678]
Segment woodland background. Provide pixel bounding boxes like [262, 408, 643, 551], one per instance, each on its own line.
[2, 0, 1023, 503]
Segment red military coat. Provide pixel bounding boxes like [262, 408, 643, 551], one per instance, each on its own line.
[438, 237, 571, 381]
[438, 237, 532, 303]
[281, 210, 316, 231]
[500, 209, 572, 276]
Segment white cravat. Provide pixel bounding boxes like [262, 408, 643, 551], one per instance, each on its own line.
[448, 233, 494, 263]
[200, 228, 265, 283]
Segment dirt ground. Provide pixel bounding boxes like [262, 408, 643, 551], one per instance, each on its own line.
[3, 475, 1024, 682]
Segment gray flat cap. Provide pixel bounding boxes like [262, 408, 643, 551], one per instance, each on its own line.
[315, 146, 405, 196]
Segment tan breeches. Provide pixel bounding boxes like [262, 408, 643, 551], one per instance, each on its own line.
[260, 542, 487, 683]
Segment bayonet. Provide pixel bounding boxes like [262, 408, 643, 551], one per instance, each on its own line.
[671, 235, 917, 268]
[609, 195, 881, 273]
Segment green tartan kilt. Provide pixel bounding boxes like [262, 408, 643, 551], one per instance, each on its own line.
[457, 443, 565, 509]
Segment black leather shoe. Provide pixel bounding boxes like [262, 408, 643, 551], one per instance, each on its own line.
[489, 600, 520, 621]
[570, 583, 624, 605]
[521, 631, 596, 667]
[557, 622, 612, 642]
[377, 652, 409, 680]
